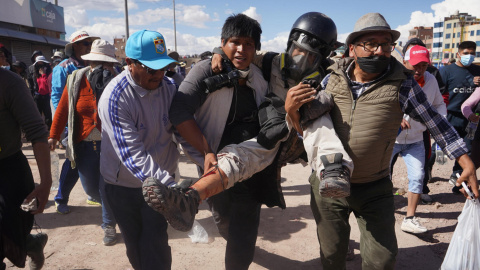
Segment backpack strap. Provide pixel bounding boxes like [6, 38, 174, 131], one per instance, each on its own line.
[261, 52, 279, 82]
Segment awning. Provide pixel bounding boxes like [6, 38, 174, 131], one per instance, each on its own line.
[0, 28, 66, 47]
[44, 35, 67, 47]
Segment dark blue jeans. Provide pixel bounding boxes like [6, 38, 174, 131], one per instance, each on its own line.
[54, 158, 80, 205]
[207, 182, 261, 270]
[105, 184, 171, 270]
[74, 141, 115, 228]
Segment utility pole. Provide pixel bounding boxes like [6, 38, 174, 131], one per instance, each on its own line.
[125, 0, 130, 38]
[173, 0, 177, 51]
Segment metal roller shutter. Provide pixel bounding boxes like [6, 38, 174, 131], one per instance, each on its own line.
[11, 41, 31, 64]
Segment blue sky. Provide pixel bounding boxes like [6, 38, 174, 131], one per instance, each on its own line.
[52, 0, 480, 55]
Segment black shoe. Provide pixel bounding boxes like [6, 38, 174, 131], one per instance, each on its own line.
[27, 233, 48, 270]
[319, 153, 351, 198]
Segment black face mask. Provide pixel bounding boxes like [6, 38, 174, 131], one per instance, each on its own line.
[355, 55, 390, 74]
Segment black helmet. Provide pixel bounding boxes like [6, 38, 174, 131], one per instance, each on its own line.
[31, 50, 43, 63]
[287, 12, 337, 56]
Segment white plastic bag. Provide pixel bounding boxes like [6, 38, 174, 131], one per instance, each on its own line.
[441, 199, 480, 270]
[187, 220, 209, 244]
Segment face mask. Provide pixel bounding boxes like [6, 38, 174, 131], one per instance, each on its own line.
[1, 65, 10, 70]
[460, 54, 475, 67]
[356, 55, 390, 74]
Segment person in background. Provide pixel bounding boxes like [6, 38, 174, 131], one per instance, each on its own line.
[51, 51, 64, 68]
[439, 41, 480, 193]
[461, 87, 480, 169]
[399, 38, 447, 204]
[0, 68, 52, 270]
[51, 30, 99, 214]
[166, 51, 184, 86]
[0, 44, 12, 70]
[33, 56, 53, 129]
[12, 61, 28, 82]
[48, 39, 119, 246]
[391, 45, 447, 234]
[27, 51, 43, 97]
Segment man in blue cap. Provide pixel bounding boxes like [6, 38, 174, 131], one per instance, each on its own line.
[98, 30, 179, 270]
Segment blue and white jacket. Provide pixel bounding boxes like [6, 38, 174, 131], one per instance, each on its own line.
[51, 57, 83, 109]
[98, 69, 179, 188]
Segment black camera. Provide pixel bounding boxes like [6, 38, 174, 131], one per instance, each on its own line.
[203, 59, 240, 94]
[302, 79, 319, 89]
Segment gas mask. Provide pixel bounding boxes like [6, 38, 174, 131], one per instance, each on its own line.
[287, 33, 321, 82]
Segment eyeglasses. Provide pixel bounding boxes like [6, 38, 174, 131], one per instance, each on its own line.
[355, 42, 396, 52]
[133, 60, 166, 75]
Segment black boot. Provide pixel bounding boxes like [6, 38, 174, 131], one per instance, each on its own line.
[26, 233, 48, 270]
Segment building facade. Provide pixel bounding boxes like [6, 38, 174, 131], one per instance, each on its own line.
[0, 0, 67, 65]
[435, 12, 479, 66]
[408, 26, 433, 51]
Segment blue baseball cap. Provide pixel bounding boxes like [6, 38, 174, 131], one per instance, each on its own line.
[125, 30, 177, 70]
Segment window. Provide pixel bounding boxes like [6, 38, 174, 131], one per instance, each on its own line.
[445, 33, 451, 39]
[434, 32, 443, 38]
[433, 42, 443, 48]
[477, 41, 480, 46]
[452, 43, 455, 48]
[477, 30, 480, 36]
[434, 22, 444, 28]
[476, 52, 480, 57]
[445, 44, 450, 49]
[432, 52, 440, 59]
[457, 32, 460, 38]
[454, 23, 457, 27]
[453, 33, 455, 38]
[444, 53, 450, 59]
[446, 23, 452, 29]
[471, 31, 475, 36]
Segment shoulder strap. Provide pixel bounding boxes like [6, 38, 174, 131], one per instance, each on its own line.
[261, 52, 279, 82]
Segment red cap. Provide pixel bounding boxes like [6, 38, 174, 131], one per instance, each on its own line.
[404, 45, 430, 65]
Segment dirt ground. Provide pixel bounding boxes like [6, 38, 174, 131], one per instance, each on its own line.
[5, 143, 475, 270]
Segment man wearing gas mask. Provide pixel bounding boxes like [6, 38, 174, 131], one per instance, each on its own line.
[143, 11, 352, 242]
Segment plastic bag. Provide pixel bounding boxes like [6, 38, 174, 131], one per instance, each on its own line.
[187, 220, 209, 244]
[441, 199, 480, 270]
[50, 151, 59, 190]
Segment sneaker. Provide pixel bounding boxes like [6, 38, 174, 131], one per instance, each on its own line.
[401, 217, 427, 234]
[55, 202, 70, 214]
[420, 194, 433, 204]
[26, 233, 48, 270]
[86, 198, 102, 206]
[319, 153, 351, 198]
[103, 225, 117, 246]
[142, 177, 200, 232]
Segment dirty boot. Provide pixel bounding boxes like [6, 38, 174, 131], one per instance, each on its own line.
[143, 177, 200, 232]
[319, 153, 351, 198]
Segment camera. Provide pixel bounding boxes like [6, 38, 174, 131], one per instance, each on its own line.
[302, 79, 319, 89]
[203, 59, 240, 94]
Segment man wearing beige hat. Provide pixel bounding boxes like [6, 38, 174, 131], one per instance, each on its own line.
[49, 39, 118, 246]
[51, 30, 99, 215]
[285, 13, 478, 269]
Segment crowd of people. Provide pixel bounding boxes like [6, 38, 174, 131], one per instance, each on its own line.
[1, 10, 479, 270]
